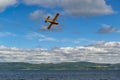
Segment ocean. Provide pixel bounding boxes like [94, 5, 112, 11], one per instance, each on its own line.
[0, 70, 119, 80]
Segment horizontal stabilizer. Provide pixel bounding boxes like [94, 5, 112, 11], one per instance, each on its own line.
[45, 16, 50, 23]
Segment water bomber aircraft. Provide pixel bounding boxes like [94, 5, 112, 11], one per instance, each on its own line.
[45, 13, 59, 29]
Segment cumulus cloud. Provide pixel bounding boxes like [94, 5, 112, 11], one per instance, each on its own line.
[60, 0, 114, 16]
[0, 32, 16, 37]
[0, 0, 17, 12]
[23, 0, 115, 16]
[97, 24, 120, 34]
[0, 41, 120, 64]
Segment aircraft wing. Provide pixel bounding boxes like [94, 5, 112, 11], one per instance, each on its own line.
[53, 13, 59, 21]
[47, 23, 53, 29]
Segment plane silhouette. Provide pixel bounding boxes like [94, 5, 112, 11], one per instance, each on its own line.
[45, 13, 59, 29]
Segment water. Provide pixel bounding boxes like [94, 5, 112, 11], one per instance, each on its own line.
[0, 70, 119, 80]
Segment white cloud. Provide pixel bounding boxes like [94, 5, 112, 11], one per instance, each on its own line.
[25, 32, 57, 42]
[29, 10, 43, 20]
[30, 10, 45, 20]
[0, 32, 16, 37]
[60, 0, 114, 16]
[22, 0, 58, 7]
[23, 0, 115, 16]
[97, 24, 120, 34]
[59, 38, 96, 44]
[0, 41, 120, 64]
[0, 0, 115, 16]
[29, 10, 53, 21]
[25, 32, 96, 44]
[0, 0, 17, 12]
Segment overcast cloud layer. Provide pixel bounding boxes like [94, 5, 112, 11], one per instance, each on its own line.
[0, 41, 120, 64]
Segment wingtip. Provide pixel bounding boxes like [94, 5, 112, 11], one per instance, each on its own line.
[48, 27, 50, 30]
[57, 13, 59, 15]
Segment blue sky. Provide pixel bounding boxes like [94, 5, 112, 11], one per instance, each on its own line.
[0, 0, 120, 49]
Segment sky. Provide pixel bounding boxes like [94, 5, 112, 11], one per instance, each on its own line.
[0, 0, 120, 64]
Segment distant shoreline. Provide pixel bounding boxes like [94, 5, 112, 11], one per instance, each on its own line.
[0, 62, 119, 70]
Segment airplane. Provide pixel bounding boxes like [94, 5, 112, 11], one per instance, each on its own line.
[45, 13, 59, 29]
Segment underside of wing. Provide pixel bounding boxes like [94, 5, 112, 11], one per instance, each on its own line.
[53, 13, 59, 21]
[48, 23, 53, 29]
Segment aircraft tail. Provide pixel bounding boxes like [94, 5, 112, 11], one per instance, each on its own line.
[45, 16, 50, 23]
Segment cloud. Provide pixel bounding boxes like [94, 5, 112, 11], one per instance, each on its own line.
[0, 0, 115, 16]
[60, 38, 96, 44]
[60, 0, 115, 16]
[22, 0, 59, 7]
[29, 10, 46, 20]
[0, 32, 16, 37]
[25, 32, 57, 42]
[0, 41, 120, 64]
[23, 0, 115, 16]
[29, 10, 54, 24]
[25, 32, 96, 44]
[0, 0, 17, 12]
[97, 24, 120, 34]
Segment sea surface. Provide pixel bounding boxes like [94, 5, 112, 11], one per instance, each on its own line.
[0, 70, 119, 80]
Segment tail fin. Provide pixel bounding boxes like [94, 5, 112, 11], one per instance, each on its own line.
[45, 16, 50, 23]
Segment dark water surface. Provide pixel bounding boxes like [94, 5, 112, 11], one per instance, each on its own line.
[0, 70, 119, 80]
